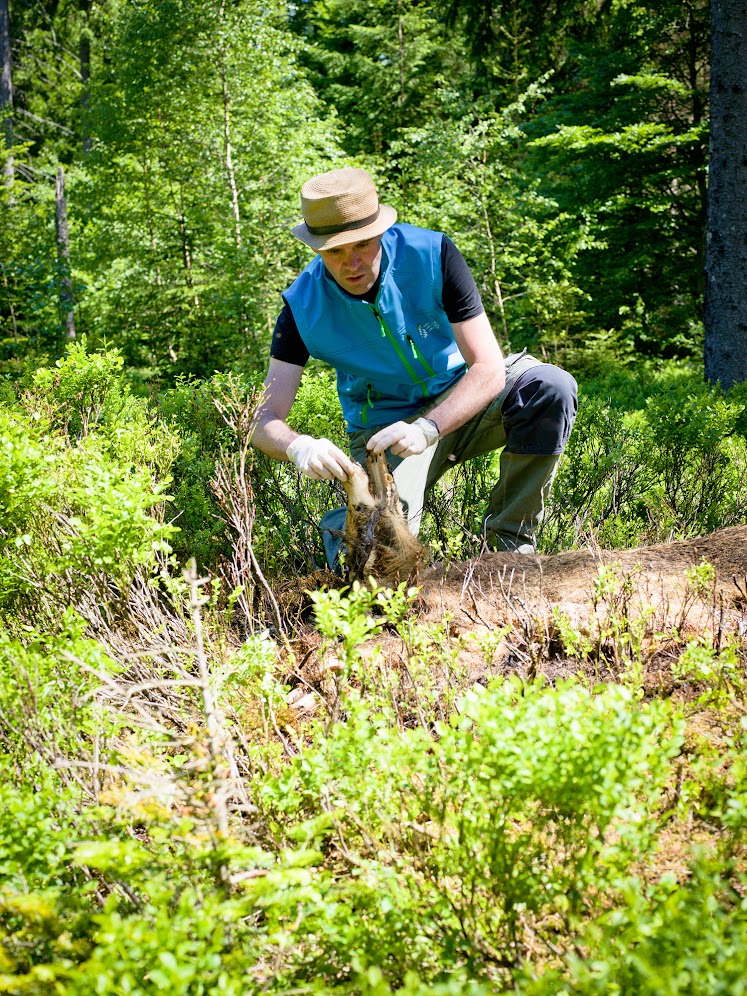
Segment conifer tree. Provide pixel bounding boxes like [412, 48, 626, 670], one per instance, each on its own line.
[704, 0, 747, 388]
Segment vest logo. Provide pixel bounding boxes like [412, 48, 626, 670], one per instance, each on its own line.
[417, 321, 438, 338]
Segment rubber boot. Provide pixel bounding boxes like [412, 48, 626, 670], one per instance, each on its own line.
[482, 452, 560, 553]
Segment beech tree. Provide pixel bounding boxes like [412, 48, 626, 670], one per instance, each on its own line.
[0, 0, 12, 181]
[704, 0, 747, 389]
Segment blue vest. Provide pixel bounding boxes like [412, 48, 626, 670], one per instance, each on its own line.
[283, 224, 467, 431]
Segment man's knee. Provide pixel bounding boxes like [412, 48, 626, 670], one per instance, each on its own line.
[502, 363, 578, 455]
[512, 364, 577, 410]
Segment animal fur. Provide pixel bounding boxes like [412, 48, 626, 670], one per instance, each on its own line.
[342, 451, 423, 584]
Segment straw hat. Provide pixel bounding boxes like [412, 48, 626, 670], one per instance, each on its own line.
[291, 167, 397, 251]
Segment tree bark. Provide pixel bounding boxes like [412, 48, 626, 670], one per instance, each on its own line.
[141, 158, 162, 286]
[55, 166, 76, 339]
[704, 0, 747, 388]
[218, 0, 242, 250]
[397, 0, 405, 108]
[0, 0, 13, 184]
[79, 0, 93, 153]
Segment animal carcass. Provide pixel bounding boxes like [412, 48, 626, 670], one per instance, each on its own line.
[341, 451, 423, 585]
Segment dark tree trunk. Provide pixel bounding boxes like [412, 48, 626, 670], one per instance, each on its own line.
[0, 0, 13, 181]
[55, 166, 76, 339]
[79, 0, 92, 153]
[704, 0, 747, 389]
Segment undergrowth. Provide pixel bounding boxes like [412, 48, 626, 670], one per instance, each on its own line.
[1, 342, 747, 993]
[156, 353, 747, 573]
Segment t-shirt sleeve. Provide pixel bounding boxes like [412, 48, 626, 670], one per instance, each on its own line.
[270, 303, 310, 366]
[440, 235, 485, 323]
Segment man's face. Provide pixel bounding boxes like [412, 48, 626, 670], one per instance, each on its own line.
[318, 236, 383, 295]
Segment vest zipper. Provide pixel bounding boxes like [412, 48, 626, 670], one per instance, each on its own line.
[361, 384, 374, 425]
[406, 334, 436, 376]
[370, 306, 428, 398]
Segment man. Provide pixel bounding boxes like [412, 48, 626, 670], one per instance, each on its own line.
[252, 166, 577, 567]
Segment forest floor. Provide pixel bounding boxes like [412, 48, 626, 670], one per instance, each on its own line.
[276, 526, 747, 891]
[284, 524, 747, 695]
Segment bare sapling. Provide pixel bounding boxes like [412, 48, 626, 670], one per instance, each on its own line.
[185, 560, 230, 838]
[211, 377, 285, 637]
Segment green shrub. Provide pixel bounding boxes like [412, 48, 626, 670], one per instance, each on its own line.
[526, 858, 747, 995]
[0, 609, 121, 786]
[286, 363, 347, 450]
[643, 383, 746, 533]
[157, 373, 249, 569]
[23, 338, 180, 478]
[0, 404, 175, 617]
[158, 367, 347, 575]
[1, 569, 745, 995]
[0, 780, 96, 990]
[0, 770, 335, 995]
[0, 341, 178, 620]
[542, 370, 747, 550]
[255, 589, 684, 986]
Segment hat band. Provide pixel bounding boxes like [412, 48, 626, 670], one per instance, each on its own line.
[305, 207, 381, 237]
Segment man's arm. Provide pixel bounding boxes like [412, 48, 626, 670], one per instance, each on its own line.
[252, 358, 356, 481]
[421, 311, 505, 436]
[367, 311, 505, 455]
[251, 358, 306, 461]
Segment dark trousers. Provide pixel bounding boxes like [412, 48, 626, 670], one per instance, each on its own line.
[321, 353, 578, 567]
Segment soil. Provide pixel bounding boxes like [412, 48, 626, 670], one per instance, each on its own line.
[411, 524, 747, 682]
[417, 524, 747, 627]
[285, 524, 747, 692]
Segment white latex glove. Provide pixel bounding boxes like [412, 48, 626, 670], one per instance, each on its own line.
[285, 435, 356, 482]
[367, 417, 440, 458]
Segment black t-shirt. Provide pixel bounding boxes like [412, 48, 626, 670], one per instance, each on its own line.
[270, 234, 484, 366]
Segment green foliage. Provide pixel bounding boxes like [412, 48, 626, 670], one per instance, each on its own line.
[0, 342, 178, 620]
[256, 587, 685, 985]
[313, 574, 426, 640]
[75, 0, 341, 383]
[0, 781, 96, 990]
[157, 367, 348, 574]
[0, 549, 745, 994]
[526, 1, 710, 359]
[385, 82, 590, 354]
[287, 364, 347, 450]
[541, 367, 747, 551]
[302, 668, 674, 982]
[717, 719, 747, 837]
[0, 611, 120, 789]
[1, 0, 714, 378]
[290, 0, 464, 156]
[157, 373, 255, 569]
[0, 769, 329, 995]
[527, 858, 747, 995]
[0, 152, 68, 370]
[672, 638, 745, 711]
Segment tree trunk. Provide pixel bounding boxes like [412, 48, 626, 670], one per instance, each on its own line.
[141, 158, 162, 286]
[79, 0, 93, 154]
[55, 166, 76, 339]
[397, 0, 405, 108]
[704, 0, 747, 389]
[218, 1, 242, 250]
[0, 0, 13, 184]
